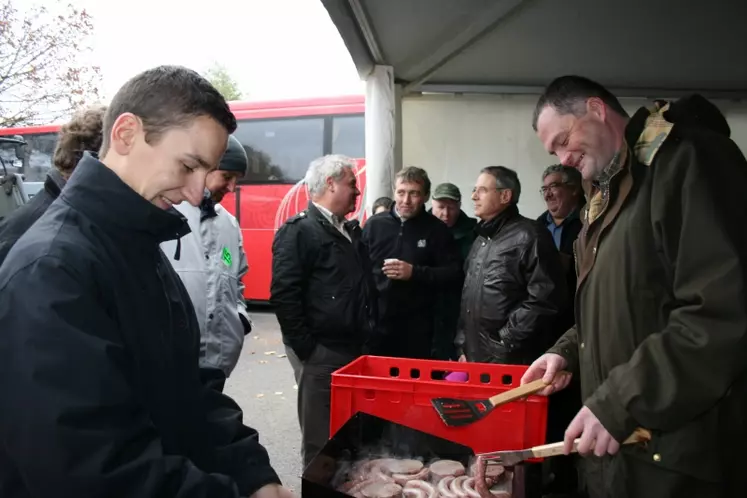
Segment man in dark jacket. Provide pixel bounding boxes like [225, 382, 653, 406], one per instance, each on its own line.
[429, 182, 477, 360]
[362, 166, 462, 359]
[523, 75, 747, 498]
[456, 166, 567, 365]
[0, 66, 291, 498]
[0, 104, 106, 266]
[430, 182, 477, 260]
[537, 164, 585, 497]
[271, 154, 374, 469]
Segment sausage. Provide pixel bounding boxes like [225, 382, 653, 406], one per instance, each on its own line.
[403, 487, 425, 498]
[347, 478, 378, 497]
[404, 479, 437, 498]
[469, 459, 505, 481]
[462, 477, 481, 498]
[450, 475, 470, 497]
[380, 459, 424, 475]
[392, 467, 430, 485]
[360, 481, 404, 498]
[437, 476, 458, 498]
[429, 459, 466, 480]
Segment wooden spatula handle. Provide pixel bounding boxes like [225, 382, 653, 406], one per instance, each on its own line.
[530, 427, 652, 459]
[487, 371, 570, 408]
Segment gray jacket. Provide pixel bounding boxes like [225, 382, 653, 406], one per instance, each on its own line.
[162, 201, 251, 377]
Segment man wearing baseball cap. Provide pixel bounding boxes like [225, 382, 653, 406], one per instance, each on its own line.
[429, 182, 477, 360]
[162, 134, 252, 392]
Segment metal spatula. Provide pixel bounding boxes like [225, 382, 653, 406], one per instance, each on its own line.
[475, 427, 652, 467]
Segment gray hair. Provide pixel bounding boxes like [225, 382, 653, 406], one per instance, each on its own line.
[541, 164, 582, 187]
[305, 154, 356, 197]
[480, 166, 521, 205]
[395, 166, 431, 197]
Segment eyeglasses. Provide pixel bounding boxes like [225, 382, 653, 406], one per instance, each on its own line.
[539, 182, 567, 195]
[472, 186, 509, 196]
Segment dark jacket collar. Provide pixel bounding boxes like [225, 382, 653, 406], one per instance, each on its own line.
[476, 204, 520, 239]
[60, 153, 190, 244]
[306, 201, 360, 234]
[451, 210, 477, 239]
[44, 169, 66, 199]
[389, 203, 427, 223]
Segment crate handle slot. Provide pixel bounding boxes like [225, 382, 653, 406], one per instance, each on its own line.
[480, 373, 491, 383]
[389, 367, 400, 377]
[502, 374, 513, 385]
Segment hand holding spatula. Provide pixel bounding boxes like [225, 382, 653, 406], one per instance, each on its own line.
[432, 370, 571, 427]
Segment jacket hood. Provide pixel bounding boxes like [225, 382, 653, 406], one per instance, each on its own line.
[658, 94, 731, 138]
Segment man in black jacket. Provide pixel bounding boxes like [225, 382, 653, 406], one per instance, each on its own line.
[456, 166, 567, 365]
[362, 166, 462, 359]
[0, 104, 106, 266]
[0, 66, 290, 498]
[536, 164, 585, 497]
[271, 154, 374, 469]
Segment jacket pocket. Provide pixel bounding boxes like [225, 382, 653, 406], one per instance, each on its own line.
[632, 410, 722, 483]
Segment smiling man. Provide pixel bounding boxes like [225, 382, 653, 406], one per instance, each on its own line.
[162, 135, 253, 393]
[522, 75, 747, 498]
[0, 66, 291, 498]
[362, 166, 462, 360]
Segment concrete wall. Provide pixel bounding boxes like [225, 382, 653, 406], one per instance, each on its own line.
[402, 94, 747, 219]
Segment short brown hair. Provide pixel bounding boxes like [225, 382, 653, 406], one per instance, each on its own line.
[99, 65, 237, 158]
[53, 104, 107, 176]
[395, 166, 431, 197]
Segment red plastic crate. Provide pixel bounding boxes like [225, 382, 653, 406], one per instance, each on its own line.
[330, 355, 548, 454]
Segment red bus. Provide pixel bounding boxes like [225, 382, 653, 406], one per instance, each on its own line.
[0, 95, 367, 302]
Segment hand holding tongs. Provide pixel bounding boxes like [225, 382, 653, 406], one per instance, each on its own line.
[475, 427, 652, 467]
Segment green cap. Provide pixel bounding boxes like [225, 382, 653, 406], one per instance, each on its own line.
[432, 182, 461, 201]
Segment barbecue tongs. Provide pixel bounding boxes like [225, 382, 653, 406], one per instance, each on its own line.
[476, 427, 652, 467]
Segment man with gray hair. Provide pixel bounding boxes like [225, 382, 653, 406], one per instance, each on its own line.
[458, 166, 567, 498]
[271, 154, 375, 468]
[457, 166, 566, 365]
[536, 163, 585, 498]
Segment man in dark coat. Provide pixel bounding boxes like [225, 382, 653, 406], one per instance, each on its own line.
[537, 164, 586, 497]
[271, 154, 375, 469]
[0, 66, 291, 498]
[456, 166, 567, 366]
[0, 104, 106, 266]
[429, 182, 477, 360]
[363, 166, 462, 359]
[523, 75, 747, 498]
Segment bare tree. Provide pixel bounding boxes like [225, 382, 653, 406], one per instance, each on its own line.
[204, 63, 243, 101]
[0, 0, 102, 128]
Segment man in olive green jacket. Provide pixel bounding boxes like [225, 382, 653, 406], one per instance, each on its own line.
[523, 75, 747, 498]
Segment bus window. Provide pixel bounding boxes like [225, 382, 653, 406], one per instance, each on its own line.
[16, 133, 57, 182]
[234, 117, 324, 184]
[332, 115, 365, 159]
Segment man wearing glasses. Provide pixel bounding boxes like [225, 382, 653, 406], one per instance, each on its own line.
[455, 166, 567, 498]
[455, 165, 566, 366]
[537, 164, 586, 497]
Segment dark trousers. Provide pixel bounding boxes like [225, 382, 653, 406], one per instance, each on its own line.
[376, 317, 433, 359]
[286, 344, 357, 469]
[543, 379, 583, 496]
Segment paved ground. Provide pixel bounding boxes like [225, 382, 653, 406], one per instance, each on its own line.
[223, 310, 303, 494]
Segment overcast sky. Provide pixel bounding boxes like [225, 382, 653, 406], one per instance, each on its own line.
[40, 0, 365, 102]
